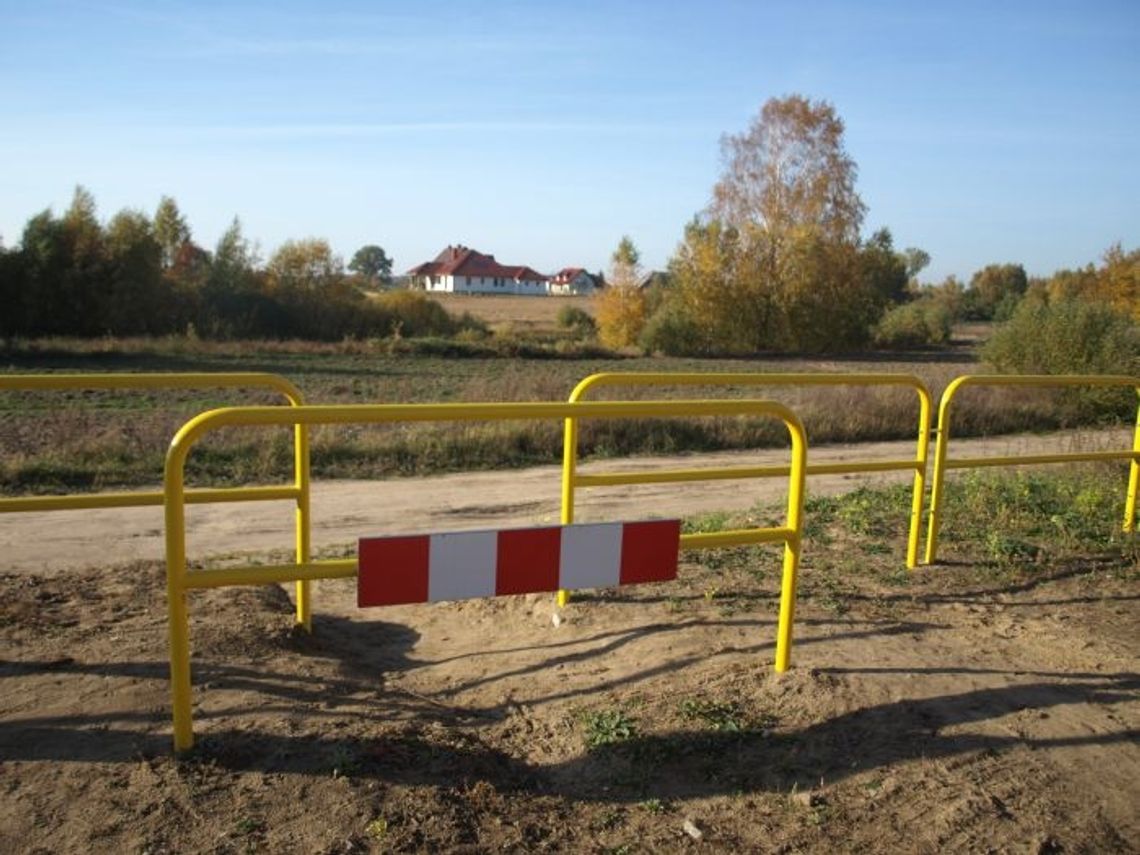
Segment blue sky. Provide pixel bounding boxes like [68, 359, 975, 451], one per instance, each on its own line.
[2, 0, 1137, 282]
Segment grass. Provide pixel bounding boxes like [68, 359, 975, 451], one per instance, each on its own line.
[0, 333, 1131, 495]
[805, 464, 1133, 584]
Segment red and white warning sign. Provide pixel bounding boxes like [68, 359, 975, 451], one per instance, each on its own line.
[358, 519, 681, 607]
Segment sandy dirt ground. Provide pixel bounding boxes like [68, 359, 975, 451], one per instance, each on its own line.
[1, 427, 1138, 853]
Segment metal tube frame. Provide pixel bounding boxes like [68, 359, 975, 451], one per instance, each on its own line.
[924, 374, 1140, 565]
[164, 398, 808, 751]
[559, 372, 932, 609]
[0, 373, 313, 628]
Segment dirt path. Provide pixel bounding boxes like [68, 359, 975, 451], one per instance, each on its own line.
[1, 426, 1130, 575]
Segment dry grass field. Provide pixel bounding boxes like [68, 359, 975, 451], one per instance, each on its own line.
[419, 292, 596, 334]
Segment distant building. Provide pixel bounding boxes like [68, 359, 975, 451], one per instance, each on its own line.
[549, 267, 600, 295]
[408, 245, 548, 295]
[639, 270, 673, 291]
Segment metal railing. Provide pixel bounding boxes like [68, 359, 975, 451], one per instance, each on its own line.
[0, 372, 313, 627]
[924, 374, 1140, 564]
[163, 398, 808, 751]
[560, 372, 933, 582]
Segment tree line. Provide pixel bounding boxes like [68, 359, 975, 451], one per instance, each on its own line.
[2, 96, 1135, 358]
[0, 190, 435, 341]
[595, 95, 1137, 357]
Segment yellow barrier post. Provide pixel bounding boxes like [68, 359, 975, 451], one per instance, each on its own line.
[0, 372, 313, 629]
[559, 372, 932, 595]
[924, 374, 1140, 564]
[1126, 403, 1140, 533]
[163, 398, 807, 751]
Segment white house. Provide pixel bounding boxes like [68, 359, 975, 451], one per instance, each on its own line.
[549, 267, 599, 295]
[408, 245, 549, 295]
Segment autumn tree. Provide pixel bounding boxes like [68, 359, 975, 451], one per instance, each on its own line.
[653, 95, 905, 353]
[594, 236, 647, 349]
[711, 94, 865, 245]
[965, 263, 1028, 320]
[1091, 243, 1139, 320]
[267, 238, 343, 292]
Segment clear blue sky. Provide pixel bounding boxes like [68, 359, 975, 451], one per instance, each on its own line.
[2, 0, 1137, 282]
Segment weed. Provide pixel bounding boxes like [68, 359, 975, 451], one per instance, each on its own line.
[582, 709, 638, 748]
[328, 744, 361, 778]
[638, 798, 669, 815]
[365, 817, 388, 841]
[683, 511, 731, 535]
[591, 808, 626, 831]
[235, 816, 266, 836]
[679, 698, 746, 733]
[836, 485, 907, 537]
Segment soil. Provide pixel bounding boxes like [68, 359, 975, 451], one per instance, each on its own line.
[1, 428, 1138, 853]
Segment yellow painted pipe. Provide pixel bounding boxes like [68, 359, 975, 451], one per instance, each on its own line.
[924, 374, 1140, 565]
[559, 371, 932, 574]
[163, 397, 809, 751]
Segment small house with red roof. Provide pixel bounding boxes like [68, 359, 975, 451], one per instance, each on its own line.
[549, 267, 599, 295]
[407, 245, 549, 295]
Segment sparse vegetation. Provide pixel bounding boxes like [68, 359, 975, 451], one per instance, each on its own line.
[582, 709, 638, 748]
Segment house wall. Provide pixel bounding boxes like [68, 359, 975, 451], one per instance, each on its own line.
[550, 272, 595, 295]
[417, 273, 550, 295]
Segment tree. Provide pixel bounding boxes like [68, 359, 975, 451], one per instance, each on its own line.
[965, 263, 1028, 319]
[104, 208, 166, 333]
[153, 196, 191, 270]
[902, 247, 931, 282]
[667, 95, 892, 353]
[595, 236, 647, 349]
[348, 244, 393, 286]
[267, 238, 343, 292]
[1093, 243, 1139, 320]
[711, 95, 865, 245]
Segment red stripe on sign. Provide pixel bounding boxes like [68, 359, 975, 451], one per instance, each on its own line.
[358, 535, 430, 606]
[619, 520, 681, 585]
[496, 526, 561, 595]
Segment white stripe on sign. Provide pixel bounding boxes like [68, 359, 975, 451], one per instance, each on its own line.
[429, 529, 498, 601]
[559, 522, 623, 590]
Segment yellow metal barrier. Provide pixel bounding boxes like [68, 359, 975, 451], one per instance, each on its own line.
[924, 374, 1140, 564]
[164, 398, 807, 751]
[0, 373, 313, 628]
[560, 373, 933, 586]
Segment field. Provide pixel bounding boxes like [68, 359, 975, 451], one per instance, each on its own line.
[1, 328, 1138, 853]
[2, 328, 1123, 497]
[417, 293, 597, 337]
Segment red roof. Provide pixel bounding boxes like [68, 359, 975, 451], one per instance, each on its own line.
[551, 267, 587, 284]
[408, 245, 548, 281]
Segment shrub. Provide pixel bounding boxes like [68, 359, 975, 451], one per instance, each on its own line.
[370, 290, 458, 338]
[983, 296, 1137, 375]
[982, 296, 1138, 420]
[872, 299, 952, 348]
[638, 302, 709, 355]
[556, 304, 597, 339]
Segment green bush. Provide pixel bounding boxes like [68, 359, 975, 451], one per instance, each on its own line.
[555, 304, 597, 339]
[982, 296, 1138, 421]
[872, 299, 952, 348]
[982, 296, 1137, 374]
[638, 303, 709, 355]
